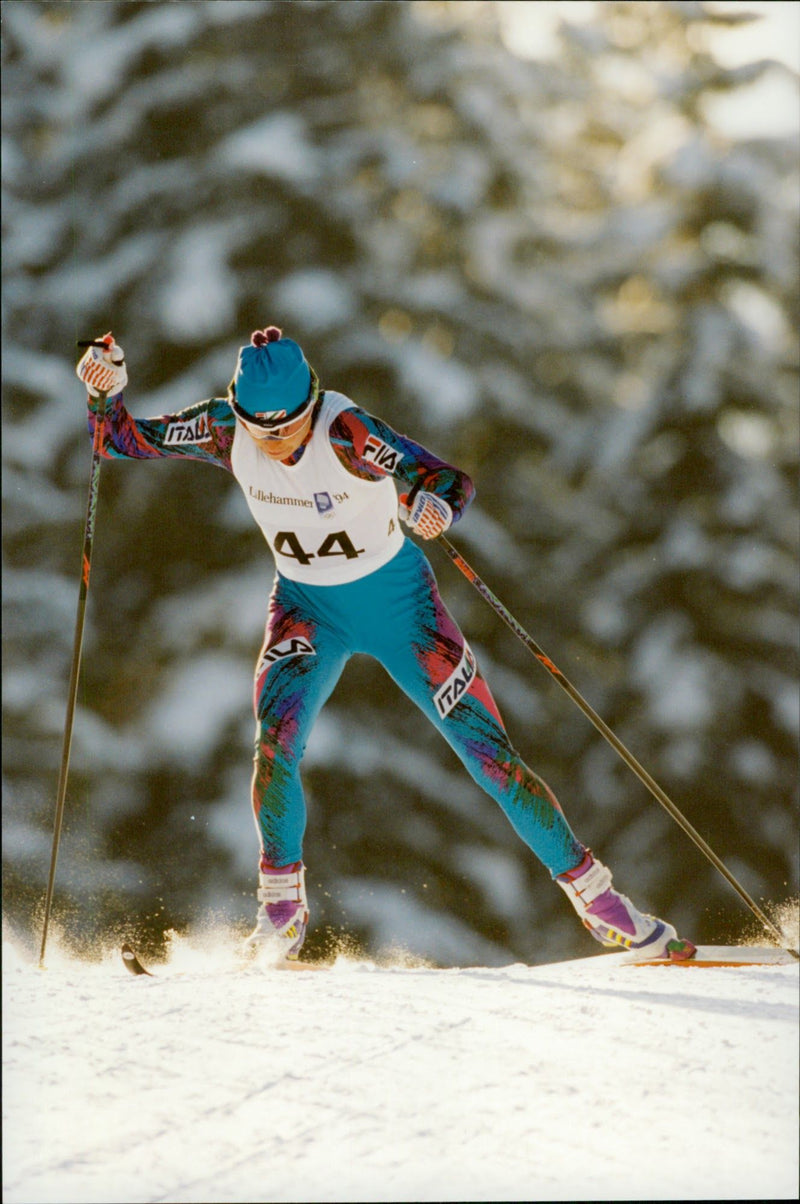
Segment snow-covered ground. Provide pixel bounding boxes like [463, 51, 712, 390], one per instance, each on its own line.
[3, 929, 797, 1203]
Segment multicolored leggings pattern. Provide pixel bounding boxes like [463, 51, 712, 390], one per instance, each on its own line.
[251, 540, 585, 877]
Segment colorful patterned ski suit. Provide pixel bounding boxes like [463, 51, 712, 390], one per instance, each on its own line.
[88, 389, 585, 878]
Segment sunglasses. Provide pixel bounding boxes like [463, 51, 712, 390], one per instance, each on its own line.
[237, 405, 315, 441]
[227, 368, 320, 438]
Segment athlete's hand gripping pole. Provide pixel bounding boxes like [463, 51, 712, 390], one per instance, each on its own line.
[76, 333, 127, 397]
[399, 479, 453, 541]
[39, 342, 115, 968]
[436, 533, 798, 959]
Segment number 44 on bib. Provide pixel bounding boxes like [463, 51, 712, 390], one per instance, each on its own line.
[273, 530, 365, 566]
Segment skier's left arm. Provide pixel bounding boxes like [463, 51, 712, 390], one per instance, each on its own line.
[329, 405, 475, 538]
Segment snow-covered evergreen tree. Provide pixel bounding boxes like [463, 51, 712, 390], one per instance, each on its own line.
[3, 0, 797, 962]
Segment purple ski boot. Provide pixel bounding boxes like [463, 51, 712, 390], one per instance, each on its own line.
[557, 851, 695, 960]
[244, 859, 309, 962]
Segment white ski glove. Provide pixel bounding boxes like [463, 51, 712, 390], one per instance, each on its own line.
[76, 332, 127, 397]
[399, 489, 453, 540]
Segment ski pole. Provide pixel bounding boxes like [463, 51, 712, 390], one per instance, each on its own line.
[39, 385, 108, 968]
[437, 534, 798, 958]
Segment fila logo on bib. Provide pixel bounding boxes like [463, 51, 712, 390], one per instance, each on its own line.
[434, 644, 477, 718]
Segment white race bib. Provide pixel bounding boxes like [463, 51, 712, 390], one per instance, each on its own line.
[231, 391, 405, 584]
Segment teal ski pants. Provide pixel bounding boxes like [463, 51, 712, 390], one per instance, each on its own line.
[251, 539, 585, 876]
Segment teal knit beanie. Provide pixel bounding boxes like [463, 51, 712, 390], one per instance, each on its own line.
[231, 327, 314, 426]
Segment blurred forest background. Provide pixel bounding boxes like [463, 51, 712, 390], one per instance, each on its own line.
[3, 0, 798, 966]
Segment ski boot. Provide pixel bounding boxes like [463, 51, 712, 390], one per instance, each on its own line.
[557, 851, 695, 960]
[244, 859, 309, 962]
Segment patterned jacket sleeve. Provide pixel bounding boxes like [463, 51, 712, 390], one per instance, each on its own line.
[87, 392, 236, 469]
[328, 403, 475, 521]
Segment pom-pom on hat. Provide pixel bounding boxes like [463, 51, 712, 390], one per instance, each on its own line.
[229, 326, 316, 428]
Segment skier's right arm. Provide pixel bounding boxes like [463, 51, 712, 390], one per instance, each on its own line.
[78, 335, 235, 468]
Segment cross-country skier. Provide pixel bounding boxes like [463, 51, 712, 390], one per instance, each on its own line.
[77, 329, 695, 963]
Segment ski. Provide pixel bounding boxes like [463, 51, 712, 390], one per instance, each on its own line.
[622, 944, 797, 967]
[120, 943, 329, 976]
[121, 942, 153, 976]
[120, 941, 796, 977]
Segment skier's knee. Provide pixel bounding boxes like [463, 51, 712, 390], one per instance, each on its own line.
[254, 720, 303, 773]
